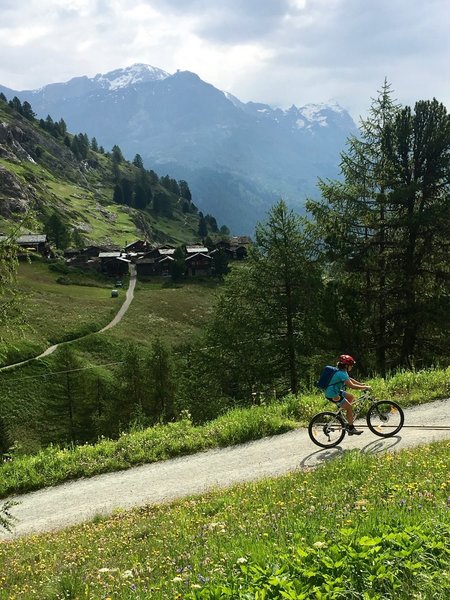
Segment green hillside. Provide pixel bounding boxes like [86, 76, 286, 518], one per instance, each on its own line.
[0, 96, 221, 247]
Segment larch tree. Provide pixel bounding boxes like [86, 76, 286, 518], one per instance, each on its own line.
[205, 200, 322, 396]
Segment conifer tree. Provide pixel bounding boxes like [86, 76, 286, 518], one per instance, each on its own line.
[198, 213, 208, 237]
[132, 153, 144, 169]
[144, 339, 176, 423]
[179, 180, 192, 201]
[308, 84, 450, 371]
[205, 200, 322, 396]
[21, 100, 35, 120]
[45, 212, 71, 250]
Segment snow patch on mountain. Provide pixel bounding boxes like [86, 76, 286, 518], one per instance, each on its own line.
[94, 64, 170, 90]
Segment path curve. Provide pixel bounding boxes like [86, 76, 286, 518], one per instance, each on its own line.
[1, 398, 448, 540]
[0, 266, 136, 372]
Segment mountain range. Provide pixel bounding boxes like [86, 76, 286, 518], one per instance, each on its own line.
[0, 64, 357, 234]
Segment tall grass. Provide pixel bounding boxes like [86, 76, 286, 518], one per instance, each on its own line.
[0, 441, 449, 599]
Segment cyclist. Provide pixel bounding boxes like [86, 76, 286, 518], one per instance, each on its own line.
[324, 354, 371, 435]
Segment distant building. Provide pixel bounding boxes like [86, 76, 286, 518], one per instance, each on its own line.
[124, 239, 152, 254]
[185, 252, 212, 276]
[0, 233, 51, 257]
[98, 252, 130, 276]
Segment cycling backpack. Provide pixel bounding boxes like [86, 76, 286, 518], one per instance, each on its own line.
[316, 366, 338, 390]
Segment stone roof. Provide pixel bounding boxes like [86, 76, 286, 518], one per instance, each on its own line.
[186, 245, 208, 254]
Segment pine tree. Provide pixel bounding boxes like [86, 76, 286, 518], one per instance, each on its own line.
[21, 100, 35, 120]
[132, 153, 144, 169]
[308, 81, 400, 374]
[44, 346, 93, 444]
[8, 96, 22, 114]
[170, 247, 186, 282]
[198, 213, 208, 237]
[45, 212, 71, 250]
[112, 145, 124, 163]
[144, 339, 176, 423]
[179, 180, 192, 201]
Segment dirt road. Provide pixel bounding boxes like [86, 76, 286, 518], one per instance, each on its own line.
[1, 398, 449, 540]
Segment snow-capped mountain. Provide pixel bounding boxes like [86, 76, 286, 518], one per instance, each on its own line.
[1, 65, 357, 233]
[92, 64, 170, 90]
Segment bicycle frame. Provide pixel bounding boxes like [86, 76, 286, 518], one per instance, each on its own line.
[335, 389, 374, 423]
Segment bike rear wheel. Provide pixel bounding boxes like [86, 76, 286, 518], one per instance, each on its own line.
[366, 401, 404, 437]
[308, 411, 346, 448]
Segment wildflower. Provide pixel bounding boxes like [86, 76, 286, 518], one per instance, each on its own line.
[313, 541, 327, 548]
[122, 570, 133, 578]
[172, 576, 184, 583]
[236, 557, 247, 564]
[354, 499, 368, 506]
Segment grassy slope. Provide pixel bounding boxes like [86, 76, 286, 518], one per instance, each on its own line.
[0, 263, 221, 366]
[0, 261, 118, 365]
[0, 101, 202, 246]
[0, 440, 448, 599]
[0, 265, 222, 453]
[103, 278, 219, 347]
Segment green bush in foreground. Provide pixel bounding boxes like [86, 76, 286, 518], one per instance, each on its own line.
[189, 524, 450, 599]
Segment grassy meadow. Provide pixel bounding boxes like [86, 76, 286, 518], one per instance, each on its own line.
[103, 278, 220, 347]
[0, 440, 449, 599]
[0, 260, 221, 367]
[0, 263, 223, 456]
[0, 261, 119, 366]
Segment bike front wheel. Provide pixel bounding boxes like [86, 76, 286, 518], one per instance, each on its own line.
[308, 411, 346, 448]
[366, 401, 404, 437]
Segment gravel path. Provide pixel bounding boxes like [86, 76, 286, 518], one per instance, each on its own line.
[1, 398, 449, 540]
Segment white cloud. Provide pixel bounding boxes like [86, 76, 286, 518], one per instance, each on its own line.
[0, 0, 449, 119]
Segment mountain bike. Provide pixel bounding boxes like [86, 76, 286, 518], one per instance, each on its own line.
[308, 390, 405, 448]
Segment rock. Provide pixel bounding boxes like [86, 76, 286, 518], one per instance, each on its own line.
[0, 166, 34, 216]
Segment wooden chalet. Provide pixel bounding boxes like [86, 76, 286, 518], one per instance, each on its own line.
[185, 245, 209, 255]
[82, 245, 105, 258]
[158, 255, 174, 276]
[185, 252, 212, 276]
[135, 251, 175, 277]
[135, 256, 159, 277]
[0, 233, 51, 257]
[229, 236, 251, 259]
[98, 252, 130, 276]
[124, 239, 152, 254]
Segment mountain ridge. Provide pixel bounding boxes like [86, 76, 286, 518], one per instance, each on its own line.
[1, 64, 357, 233]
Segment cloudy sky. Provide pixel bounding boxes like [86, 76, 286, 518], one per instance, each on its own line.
[1, 0, 449, 120]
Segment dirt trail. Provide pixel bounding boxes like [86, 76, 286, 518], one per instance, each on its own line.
[1, 398, 449, 540]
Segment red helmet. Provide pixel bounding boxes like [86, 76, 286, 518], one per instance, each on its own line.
[339, 354, 356, 365]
